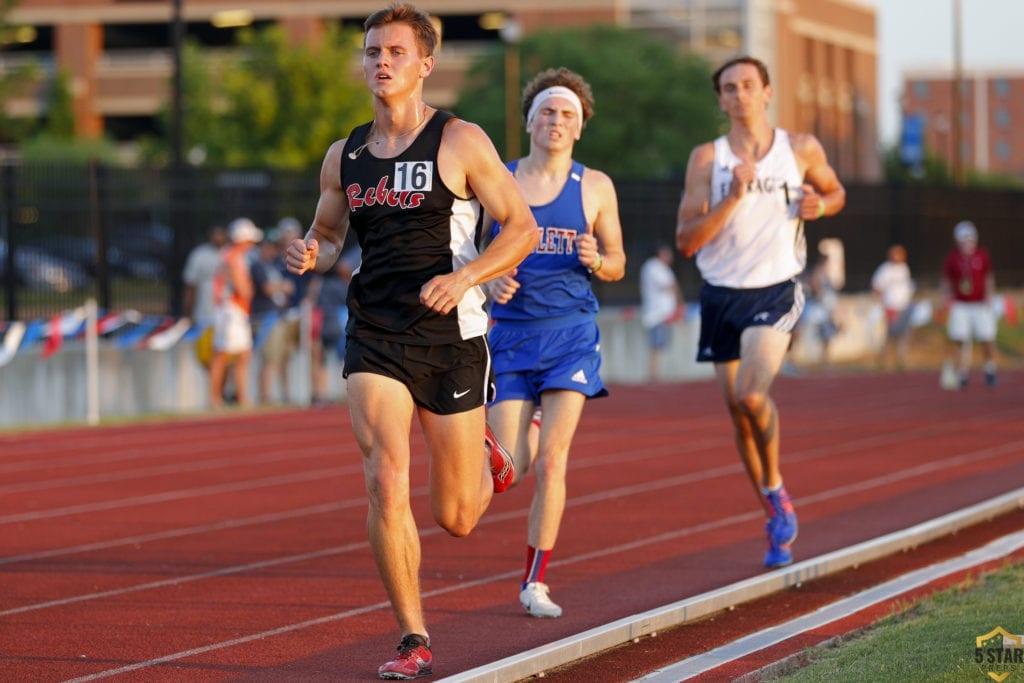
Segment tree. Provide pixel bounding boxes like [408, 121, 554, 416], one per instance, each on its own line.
[0, 0, 40, 142]
[145, 24, 372, 170]
[17, 69, 120, 163]
[453, 24, 722, 180]
[883, 145, 1022, 189]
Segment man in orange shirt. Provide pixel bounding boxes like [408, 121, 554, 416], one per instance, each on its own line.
[209, 217, 262, 408]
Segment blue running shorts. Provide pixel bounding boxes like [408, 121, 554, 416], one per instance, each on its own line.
[488, 318, 608, 404]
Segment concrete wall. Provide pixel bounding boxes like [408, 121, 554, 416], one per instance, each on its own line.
[0, 295, 884, 430]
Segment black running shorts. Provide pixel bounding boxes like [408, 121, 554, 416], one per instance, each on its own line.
[343, 335, 496, 415]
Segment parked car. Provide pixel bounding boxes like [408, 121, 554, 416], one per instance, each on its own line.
[27, 218, 173, 282]
[0, 239, 91, 292]
[109, 222, 173, 278]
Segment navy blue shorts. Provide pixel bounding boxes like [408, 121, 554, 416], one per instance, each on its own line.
[343, 335, 495, 415]
[488, 319, 608, 404]
[697, 280, 804, 363]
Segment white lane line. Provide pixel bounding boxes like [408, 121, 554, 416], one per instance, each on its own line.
[0, 502, 348, 567]
[0, 465, 352, 525]
[6, 438, 1021, 620]
[437, 489, 1024, 683]
[25, 491, 1024, 681]
[9, 401, 1015, 527]
[0, 420, 339, 471]
[636, 530, 1024, 681]
[58, 562, 526, 683]
[0, 447, 358, 495]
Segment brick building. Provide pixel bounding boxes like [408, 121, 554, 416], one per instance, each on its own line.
[2, 0, 880, 180]
[901, 69, 1024, 180]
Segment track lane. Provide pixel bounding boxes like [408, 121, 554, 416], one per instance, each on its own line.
[0, 371, 1021, 680]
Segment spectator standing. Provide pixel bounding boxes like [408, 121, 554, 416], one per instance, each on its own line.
[639, 244, 682, 381]
[261, 218, 310, 403]
[182, 224, 228, 329]
[800, 240, 844, 368]
[250, 234, 295, 403]
[209, 218, 262, 408]
[310, 247, 358, 405]
[871, 244, 915, 370]
[940, 220, 997, 389]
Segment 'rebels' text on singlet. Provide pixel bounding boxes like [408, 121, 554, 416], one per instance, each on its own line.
[341, 110, 487, 343]
[700, 129, 806, 289]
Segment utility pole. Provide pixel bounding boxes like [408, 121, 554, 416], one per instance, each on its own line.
[171, 0, 184, 168]
[168, 0, 187, 316]
[951, 0, 965, 186]
[500, 19, 522, 161]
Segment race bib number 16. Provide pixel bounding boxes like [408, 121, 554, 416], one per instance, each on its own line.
[394, 161, 433, 192]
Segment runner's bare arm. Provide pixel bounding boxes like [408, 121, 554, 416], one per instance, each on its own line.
[581, 168, 625, 281]
[676, 142, 745, 257]
[423, 119, 537, 315]
[791, 132, 846, 221]
[286, 139, 351, 276]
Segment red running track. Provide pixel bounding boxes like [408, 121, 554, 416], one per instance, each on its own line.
[2, 370, 1023, 682]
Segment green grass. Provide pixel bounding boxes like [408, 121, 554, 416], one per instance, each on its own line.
[997, 321, 1024, 360]
[769, 561, 1024, 682]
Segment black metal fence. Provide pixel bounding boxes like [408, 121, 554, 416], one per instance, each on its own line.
[2, 161, 1023, 322]
[1, 162, 320, 320]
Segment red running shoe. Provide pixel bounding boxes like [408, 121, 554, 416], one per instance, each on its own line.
[378, 633, 432, 680]
[486, 424, 515, 493]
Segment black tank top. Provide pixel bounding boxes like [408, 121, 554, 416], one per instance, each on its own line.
[341, 110, 488, 343]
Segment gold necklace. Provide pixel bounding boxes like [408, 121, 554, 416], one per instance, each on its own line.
[348, 105, 428, 160]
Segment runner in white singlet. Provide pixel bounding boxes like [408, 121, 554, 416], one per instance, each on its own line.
[675, 56, 846, 569]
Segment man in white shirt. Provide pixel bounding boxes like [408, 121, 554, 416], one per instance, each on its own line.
[871, 244, 915, 369]
[639, 244, 681, 381]
[182, 224, 228, 329]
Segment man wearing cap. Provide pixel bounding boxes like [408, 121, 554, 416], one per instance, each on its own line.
[940, 220, 997, 389]
[209, 217, 263, 408]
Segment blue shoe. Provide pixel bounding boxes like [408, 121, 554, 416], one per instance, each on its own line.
[763, 487, 797, 568]
[764, 487, 798, 546]
[764, 542, 793, 568]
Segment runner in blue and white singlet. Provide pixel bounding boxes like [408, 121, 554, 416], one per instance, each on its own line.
[487, 158, 604, 403]
[488, 159, 598, 323]
[484, 68, 626, 620]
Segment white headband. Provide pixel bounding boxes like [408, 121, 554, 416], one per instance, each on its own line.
[526, 86, 584, 127]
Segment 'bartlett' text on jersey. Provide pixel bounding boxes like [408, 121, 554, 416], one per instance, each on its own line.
[488, 159, 598, 323]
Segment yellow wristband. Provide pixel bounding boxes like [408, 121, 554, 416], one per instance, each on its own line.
[816, 198, 826, 219]
[588, 253, 603, 274]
